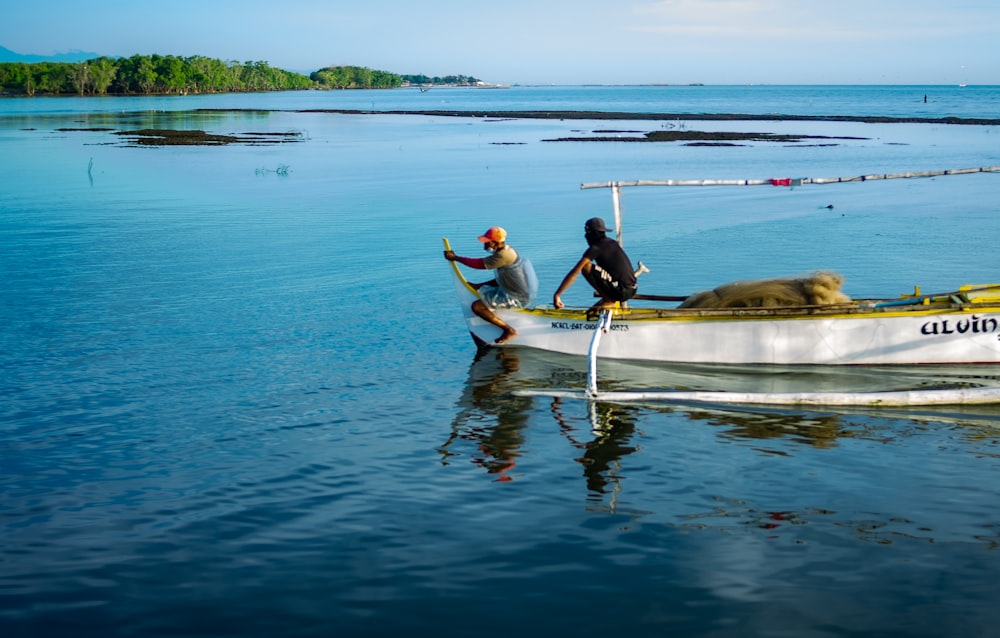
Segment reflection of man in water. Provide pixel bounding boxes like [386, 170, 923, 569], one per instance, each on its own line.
[440, 350, 641, 491]
[440, 349, 529, 481]
[551, 398, 639, 498]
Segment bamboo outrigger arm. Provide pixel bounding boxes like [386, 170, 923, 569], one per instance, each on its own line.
[580, 165, 1000, 191]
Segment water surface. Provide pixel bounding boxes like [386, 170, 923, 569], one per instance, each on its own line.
[2, 86, 1000, 637]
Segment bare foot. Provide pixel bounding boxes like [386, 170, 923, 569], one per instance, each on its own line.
[495, 328, 517, 344]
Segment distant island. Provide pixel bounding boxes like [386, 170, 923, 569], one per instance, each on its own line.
[0, 45, 99, 64]
[0, 49, 487, 96]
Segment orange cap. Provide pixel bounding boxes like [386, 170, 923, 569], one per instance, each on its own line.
[478, 226, 507, 243]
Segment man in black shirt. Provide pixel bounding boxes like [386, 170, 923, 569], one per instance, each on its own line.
[553, 217, 637, 312]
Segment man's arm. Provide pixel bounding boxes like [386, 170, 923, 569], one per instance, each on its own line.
[444, 250, 487, 269]
[552, 257, 589, 309]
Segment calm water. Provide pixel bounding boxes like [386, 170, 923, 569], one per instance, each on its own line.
[3, 86, 1000, 637]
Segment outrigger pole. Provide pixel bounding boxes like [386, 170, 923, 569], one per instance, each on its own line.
[581, 165, 1000, 191]
[592, 166, 1000, 253]
[515, 386, 1000, 406]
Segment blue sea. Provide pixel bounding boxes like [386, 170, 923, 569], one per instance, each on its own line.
[3, 85, 1000, 637]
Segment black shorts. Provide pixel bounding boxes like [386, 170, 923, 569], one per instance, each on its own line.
[590, 265, 637, 302]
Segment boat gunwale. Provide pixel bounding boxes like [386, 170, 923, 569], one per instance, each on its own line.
[509, 300, 1000, 322]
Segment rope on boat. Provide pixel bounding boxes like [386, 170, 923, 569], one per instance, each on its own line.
[580, 166, 1000, 190]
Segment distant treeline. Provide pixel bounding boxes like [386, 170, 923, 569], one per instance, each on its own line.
[308, 67, 482, 89]
[0, 55, 313, 96]
[400, 74, 482, 86]
[0, 56, 482, 96]
[309, 65, 402, 89]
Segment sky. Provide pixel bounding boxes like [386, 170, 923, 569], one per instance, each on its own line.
[4, 0, 998, 85]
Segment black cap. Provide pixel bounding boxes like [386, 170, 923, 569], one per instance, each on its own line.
[585, 217, 608, 233]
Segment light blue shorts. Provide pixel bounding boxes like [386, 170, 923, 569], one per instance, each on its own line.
[480, 285, 526, 309]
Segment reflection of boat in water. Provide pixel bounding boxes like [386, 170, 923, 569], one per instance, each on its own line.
[537, 348, 1000, 406]
[446, 167, 1000, 405]
[446, 348, 1000, 429]
[439, 348, 1000, 499]
[446, 343, 1000, 397]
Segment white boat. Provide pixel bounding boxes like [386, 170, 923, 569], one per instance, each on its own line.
[449, 266, 1000, 366]
[446, 167, 1000, 369]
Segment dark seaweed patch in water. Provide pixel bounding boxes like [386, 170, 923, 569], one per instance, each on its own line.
[300, 108, 1000, 126]
[543, 130, 869, 144]
[113, 129, 303, 147]
[686, 142, 744, 147]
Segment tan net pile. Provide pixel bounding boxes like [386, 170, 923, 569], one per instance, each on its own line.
[679, 271, 852, 308]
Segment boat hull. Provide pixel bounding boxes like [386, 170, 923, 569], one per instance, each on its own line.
[451, 269, 1000, 365]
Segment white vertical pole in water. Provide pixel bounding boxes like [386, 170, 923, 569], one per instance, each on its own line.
[611, 183, 623, 246]
[589, 183, 621, 398]
[586, 310, 614, 398]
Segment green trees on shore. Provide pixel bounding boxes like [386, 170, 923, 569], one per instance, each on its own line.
[310, 65, 402, 89]
[307, 68, 483, 88]
[0, 56, 485, 96]
[400, 74, 481, 86]
[0, 55, 314, 96]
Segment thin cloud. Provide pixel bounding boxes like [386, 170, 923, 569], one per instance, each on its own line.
[627, 0, 995, 42]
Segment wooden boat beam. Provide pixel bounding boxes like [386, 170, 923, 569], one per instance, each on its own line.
[581, 166, 1000, 191]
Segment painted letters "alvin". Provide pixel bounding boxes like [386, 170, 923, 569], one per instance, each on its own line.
[921, 314, 999, 336]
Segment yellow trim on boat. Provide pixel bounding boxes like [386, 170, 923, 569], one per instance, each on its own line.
[962, 283, 1000, 303]
[506, 302, 1000, 323]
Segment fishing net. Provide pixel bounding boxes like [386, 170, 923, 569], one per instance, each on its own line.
[679, 271, 852, 308]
